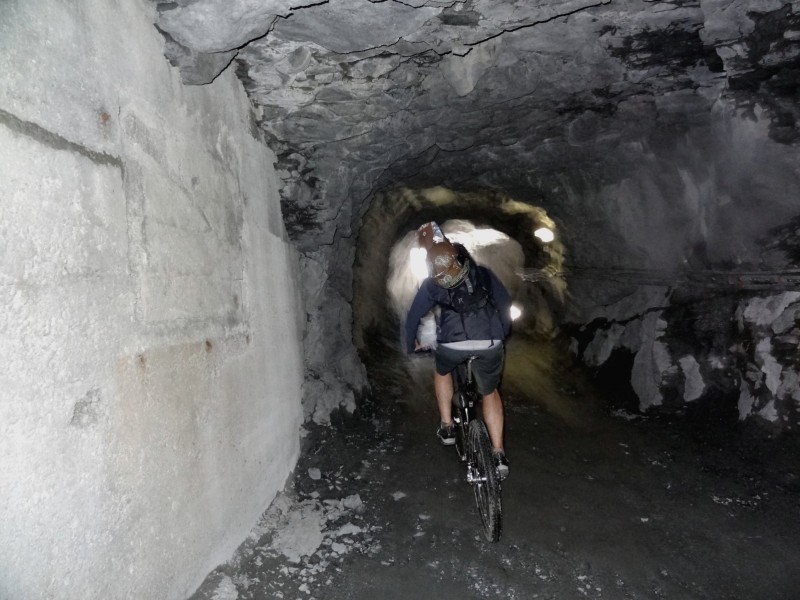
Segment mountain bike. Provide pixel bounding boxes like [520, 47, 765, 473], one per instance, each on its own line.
[451, 355, 503, 542]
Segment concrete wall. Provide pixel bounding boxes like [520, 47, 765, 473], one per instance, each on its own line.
[0, 1, 304, 598]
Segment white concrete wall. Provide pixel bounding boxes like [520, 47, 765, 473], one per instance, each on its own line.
[0, 1, 304, 598]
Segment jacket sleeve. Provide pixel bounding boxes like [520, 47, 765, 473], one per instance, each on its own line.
[487, 269, 513, 338]
[403, 281, 436, 353]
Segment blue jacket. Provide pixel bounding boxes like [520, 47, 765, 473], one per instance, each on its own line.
[404, 265, 512, 353]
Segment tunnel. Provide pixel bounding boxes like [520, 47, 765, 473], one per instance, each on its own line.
[2, 1, 800, 598]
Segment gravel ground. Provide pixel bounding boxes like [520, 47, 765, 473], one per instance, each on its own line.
[188, 336, 800, 600]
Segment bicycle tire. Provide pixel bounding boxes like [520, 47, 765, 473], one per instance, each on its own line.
[468, 419, 502, 542]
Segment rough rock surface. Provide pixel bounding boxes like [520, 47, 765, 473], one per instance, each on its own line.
[154, 0, 800, 425]
[156, 0, 800, 237]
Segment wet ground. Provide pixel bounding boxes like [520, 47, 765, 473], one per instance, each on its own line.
[189, 336, 800, 600]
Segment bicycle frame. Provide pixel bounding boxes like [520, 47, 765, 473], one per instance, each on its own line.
[451, 356, 478, 462]
[450, 355, 503, 541]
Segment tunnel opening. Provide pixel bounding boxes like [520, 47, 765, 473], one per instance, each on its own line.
[349, 185, 615, 439]
[353, 186, 568, 356]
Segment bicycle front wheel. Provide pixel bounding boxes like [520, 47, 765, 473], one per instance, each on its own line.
[468, 419, 502, 542]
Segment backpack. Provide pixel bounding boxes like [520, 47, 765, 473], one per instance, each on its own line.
[438, 263, 501, 342]
[445, 263, 492, 314]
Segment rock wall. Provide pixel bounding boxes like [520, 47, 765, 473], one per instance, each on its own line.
[0, 1, 303, 599]
[735, 292, 800, 427]
[562, 108, 800, 430]
[150, 0, 800, 433]
[299, 241, 367, 425]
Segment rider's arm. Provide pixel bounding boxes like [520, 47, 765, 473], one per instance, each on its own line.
[404, 281, 436, 353]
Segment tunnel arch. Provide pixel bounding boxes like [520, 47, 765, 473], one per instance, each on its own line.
[353, 186, 568, 352]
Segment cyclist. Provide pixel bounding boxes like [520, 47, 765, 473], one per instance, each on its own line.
[404, 222, 513, 479]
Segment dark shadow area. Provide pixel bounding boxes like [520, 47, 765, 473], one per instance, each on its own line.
[591, 348, 641, 415]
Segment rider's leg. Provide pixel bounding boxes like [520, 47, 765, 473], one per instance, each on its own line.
[434, 371, 454, 425]
[482, 388, 504, 452]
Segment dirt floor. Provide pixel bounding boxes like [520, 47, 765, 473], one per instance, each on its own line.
[188, 336, 800, 600]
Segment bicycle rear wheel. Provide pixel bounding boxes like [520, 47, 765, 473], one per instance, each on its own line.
[468, 419, 502, 542]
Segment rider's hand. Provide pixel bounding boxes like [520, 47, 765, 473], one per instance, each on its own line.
[414, 340, 430, 353]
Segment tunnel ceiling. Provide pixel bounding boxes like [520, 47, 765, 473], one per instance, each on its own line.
[153, 0, 800, 250]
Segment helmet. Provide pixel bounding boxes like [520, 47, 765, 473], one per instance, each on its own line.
[427, 241, 469, 288]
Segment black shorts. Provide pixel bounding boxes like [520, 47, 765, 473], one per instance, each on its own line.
[434, 342, 504, 396]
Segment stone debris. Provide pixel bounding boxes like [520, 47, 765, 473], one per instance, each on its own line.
[534, 564, 553, 581]
[711, 494, 762, 509]
[334, 523, 362, 537]
[330, 542, 347, 554]
[198, 451, 381, 600]
[342, 494, 363, 511]
[270, 501, 325, 563]
[466, 564, 518, 598]
[211, 576, 238, 600]
[610, 409, 641, 421]
[573, 571, 604, 598]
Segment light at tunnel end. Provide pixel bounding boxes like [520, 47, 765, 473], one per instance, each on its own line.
[510, 304, 522, 321]
[409, 247, 429, 283]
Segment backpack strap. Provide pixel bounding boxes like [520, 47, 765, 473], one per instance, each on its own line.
[478, 266, 497, 311]
[449, 271, 474, 339]
[476, 266, 499, 346]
